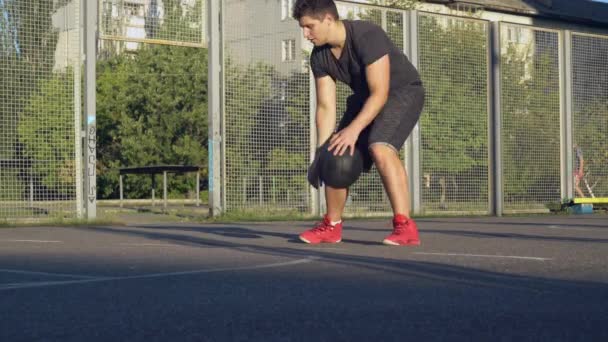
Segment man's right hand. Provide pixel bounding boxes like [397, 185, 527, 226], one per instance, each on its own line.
[307, 144, 327, 189]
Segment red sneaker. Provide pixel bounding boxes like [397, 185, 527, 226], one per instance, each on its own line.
[299, 215, 342, 244]
[383, 215, 421, 246]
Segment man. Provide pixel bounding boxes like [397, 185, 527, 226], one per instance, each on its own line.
[294, 0, 425, 246]
[574, 143, 585, 198]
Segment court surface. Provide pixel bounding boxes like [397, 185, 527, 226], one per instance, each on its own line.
[1, 215, 607, 341]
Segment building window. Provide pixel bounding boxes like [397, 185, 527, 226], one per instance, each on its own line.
[282, 39, 296, 62]
[281, 0, 294, 20]
[507, 27, 525, 44]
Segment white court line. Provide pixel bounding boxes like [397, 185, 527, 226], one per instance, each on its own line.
[413, 252, 551, 261]
[118, 243, 177, 247]
[0, 268, 101, 279]
[0, 257, 319, 291]
[0, 239, 62, 243]
[546, 225, 594, 231]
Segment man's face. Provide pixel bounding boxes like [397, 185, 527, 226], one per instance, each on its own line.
[298, 14, 331, 46]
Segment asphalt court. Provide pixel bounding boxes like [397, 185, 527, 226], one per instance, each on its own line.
[1, 215, 607, 341]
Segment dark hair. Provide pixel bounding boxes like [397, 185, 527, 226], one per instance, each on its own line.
[293, 0, 339, 21]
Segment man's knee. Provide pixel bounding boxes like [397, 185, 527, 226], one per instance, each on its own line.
[369, 143, 398, 169]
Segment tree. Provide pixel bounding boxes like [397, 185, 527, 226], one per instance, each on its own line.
[573, 100, 608, 197]
[1, 0, 59, 157]
[417, 16, 489, 209]
[371, 0, 419, 10]
[18, 69, 76, 198]
[501, 38, 561, 205]
[96, 45, 208, 199]
[1, 0, 62, 202]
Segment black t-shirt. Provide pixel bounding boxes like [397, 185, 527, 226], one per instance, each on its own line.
[310, 20, 420, 98]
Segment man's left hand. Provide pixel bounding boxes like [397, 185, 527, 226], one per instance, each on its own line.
[328, 125, 361, 156]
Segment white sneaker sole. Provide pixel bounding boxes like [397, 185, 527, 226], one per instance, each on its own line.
[383, 239, 420, 246]
[299, 236, 341, 244]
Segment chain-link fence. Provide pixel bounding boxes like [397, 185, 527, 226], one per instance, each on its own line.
[0, 0, 82, 220]
[217, 1, 608, 217]
[96, 0, 207, 206]
[418, 13, 490, 214]
[500, 24, 561, 212]
[222, 0, 311, 214]
[571, 32, 608, 199]
[3, 1, 608, 221]
[220, 1, 410, 215]
[99, 0, 206, 50]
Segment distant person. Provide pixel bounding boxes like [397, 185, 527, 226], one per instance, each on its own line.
[294, 0, 425, 245]
[574, 143, 585, 198]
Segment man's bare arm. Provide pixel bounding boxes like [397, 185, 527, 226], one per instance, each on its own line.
[349, 54, 390, 132]
[315, 75, 337, 146]
[327, 55, 390, 155]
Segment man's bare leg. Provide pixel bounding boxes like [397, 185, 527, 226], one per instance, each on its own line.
[575, 178, 586, 198]
[299, 185, 346, 244]
[369, 144, 410, 217]
[325, 186, 348, 222]
[370, 144, 420, 245]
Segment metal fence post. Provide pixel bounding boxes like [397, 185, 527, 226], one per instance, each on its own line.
[561, 30, 574, 200]
[163, 171, 168, 211]
[490, 22, 503, 217]
[119, 175, 123, 208]
[309, 70, 320, 216]
[208, 0, 222, 216]
[196, 172, 200, 207]
[84, 0, 98, 220]
[407, 10, 421, 215]
[75, 0, 84, 219]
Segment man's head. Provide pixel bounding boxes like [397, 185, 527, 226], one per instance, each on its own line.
[293, 0, 340, 46]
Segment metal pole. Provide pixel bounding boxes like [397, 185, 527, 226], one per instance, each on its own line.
[208, 0, 222, 216]
[75, 0, 83, 219]
[119, 174, 123, 208]
[485, 20, 493, 215]
[163, 171, 167, 211]
[562, 31, 574, 200]
[490, 22, 503, 216]
[309, 70, 319, 216]
[407, 10, 421, 215]
[151, 175, 155, 207]
[84, 0, 98, 220]
[196, 171, 200, 207]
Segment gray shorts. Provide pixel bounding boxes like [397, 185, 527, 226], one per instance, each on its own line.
[337, 83, 425, 172]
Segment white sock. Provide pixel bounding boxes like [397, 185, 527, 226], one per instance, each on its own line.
[330, 220, 342, 226]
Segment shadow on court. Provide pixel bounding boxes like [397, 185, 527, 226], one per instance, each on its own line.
[1, 215, 607, 341]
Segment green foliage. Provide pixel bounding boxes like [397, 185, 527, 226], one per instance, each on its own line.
[1, 0, 61, 202]
[18, 69, 76, 196]
[417, 16, 489, 206]
[574, 100, 608, 196]
[501, 38, 561, 203]
[223, 55, 311, 208]
[1, 0, 60, 154]
[96, 45, 208, 199]
[375, 0, 420, 10]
